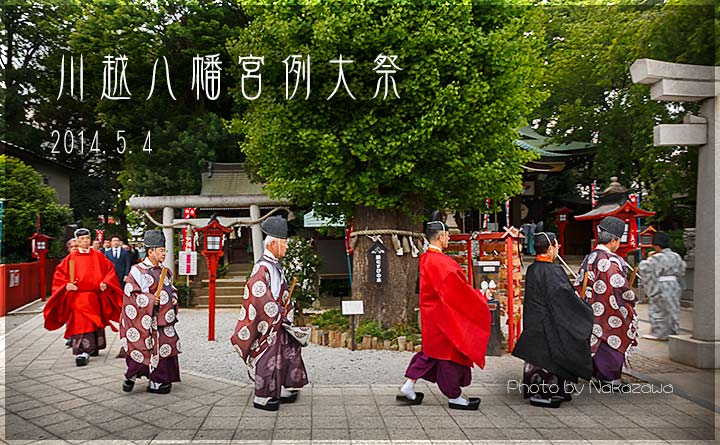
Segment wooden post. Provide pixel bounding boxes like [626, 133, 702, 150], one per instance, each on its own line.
[506, 235, 515, 352]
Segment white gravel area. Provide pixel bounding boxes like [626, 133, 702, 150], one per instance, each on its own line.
[176, 308, 522, 386]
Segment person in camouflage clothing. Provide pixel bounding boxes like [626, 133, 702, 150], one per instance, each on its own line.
[638, 232, 686, 341]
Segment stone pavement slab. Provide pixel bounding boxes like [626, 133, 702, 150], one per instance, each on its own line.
[1, 313, 717, 444]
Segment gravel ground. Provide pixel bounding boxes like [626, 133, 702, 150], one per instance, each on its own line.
[177, 308, 522, 386]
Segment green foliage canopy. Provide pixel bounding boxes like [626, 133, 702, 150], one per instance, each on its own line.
[228, 2, 547, 218]
[534, 2, 715, 225]
[1, 155, 73, 262]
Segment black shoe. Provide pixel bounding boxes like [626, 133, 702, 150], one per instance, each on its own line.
[147, 383, 172, 394]
[280, 390, 299, 404]
[65, 339, 72, 348]
[75, 356, 88, 367]
[122, 379, 135, 393]
[253, 399, 280, 411]
[396, 391, 424, 406]
[529, 395, 563, 408]
[90, 350, 99, 357]
[448, 397, 480, 410]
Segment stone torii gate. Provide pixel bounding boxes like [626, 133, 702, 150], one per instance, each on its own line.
[630, 58, 718, 369]
[128, 194, 290, 272]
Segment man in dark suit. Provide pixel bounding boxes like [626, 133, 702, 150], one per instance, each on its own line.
[105, 235, 131, 287]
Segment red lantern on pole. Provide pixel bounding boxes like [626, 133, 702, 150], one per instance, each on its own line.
[29, 232, 52, 301]
[552, 207, 573, 257]
[195, 217, 232, 341]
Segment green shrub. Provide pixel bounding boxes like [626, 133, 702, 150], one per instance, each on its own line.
[310, 310, 422, 346]
[355, 319, 385, 344]
[309, 309, 348, 331]
[174, 281, 194, 307]
[666, 228, 687, 257]
[281, 236, 321, 309]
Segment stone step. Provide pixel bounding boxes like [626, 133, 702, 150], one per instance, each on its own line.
[200, 278, 247, 287]
[195, 286, 245, 297]
[195, 295, 244, 307]
[228, 263, 252, 272]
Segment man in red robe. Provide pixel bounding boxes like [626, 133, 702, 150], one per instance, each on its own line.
[397, 218, 491, 410]
[44, 228, 123, 366]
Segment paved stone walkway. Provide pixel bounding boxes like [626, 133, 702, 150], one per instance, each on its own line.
[2, 314, 717, 444]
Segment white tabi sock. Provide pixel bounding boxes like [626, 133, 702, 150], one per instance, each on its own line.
[449, 396, 469, 406]
[149, 381, 162, 390]
[77, 352, 89, 359]
[254, 396, 272, 406]
[400, 379, 416, 400]
[280, 386, 295, 398]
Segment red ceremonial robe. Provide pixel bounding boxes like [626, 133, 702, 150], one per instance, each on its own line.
[420, 250, 491, 368]
[44, 249, 123, 337]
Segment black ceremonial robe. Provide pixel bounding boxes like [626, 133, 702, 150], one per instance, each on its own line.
[512, 260, 594, 382]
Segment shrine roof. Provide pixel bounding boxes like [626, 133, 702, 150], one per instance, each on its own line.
[201, 162, 267, 196]
[575, 200, 655, 220]
[515, 127, 596, 159]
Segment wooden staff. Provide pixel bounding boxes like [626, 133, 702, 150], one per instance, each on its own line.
[556, 254, 579, 279]
[581, 271, 589, 299]
[154, 267, 168, 308]
[69, 259, 75, 283]
[285, 277, 298, 311]
[629, 266, 639, 287]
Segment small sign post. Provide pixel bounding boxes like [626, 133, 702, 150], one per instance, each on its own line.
[367, 241, 388, 284]
[342, 300, 364, 351]
[178, 251, 197, 276]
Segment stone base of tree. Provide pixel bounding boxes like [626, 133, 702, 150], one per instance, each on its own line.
[308, 327, 421, 352]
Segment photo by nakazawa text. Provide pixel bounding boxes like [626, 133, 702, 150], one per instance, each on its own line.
[506, 379, 674, 395]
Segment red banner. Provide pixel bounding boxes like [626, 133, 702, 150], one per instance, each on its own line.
[181, 227, 195, 251]
[96, 229, 105, 242]
[181, 208, 197, 251]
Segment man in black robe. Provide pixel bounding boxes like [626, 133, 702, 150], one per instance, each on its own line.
[512, 232, 594, 408]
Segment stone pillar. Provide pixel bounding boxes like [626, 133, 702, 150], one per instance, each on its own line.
[163, 206, 175, 272]
[690, 94, 717, 343]
[631, 59, 718, 368]
[250, 204, 263, 263]
[680, 228, 695, 306]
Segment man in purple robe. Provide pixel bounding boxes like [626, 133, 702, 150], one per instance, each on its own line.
[230, 216, 308, 411]
[120, 230, 181, 394]
[574, 216, 638, 391]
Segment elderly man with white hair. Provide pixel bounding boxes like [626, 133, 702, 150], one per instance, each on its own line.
[230, 216, 309, 411]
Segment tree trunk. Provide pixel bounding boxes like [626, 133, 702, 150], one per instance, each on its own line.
[352, 206, 420, 328]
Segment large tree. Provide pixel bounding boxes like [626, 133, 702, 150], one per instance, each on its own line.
[63, 0, 248, 200]
[228, 2, 546, 327]
[0, 155, 73, 262]
[534, 1, 715, 226]
[3, 1, 249, 235]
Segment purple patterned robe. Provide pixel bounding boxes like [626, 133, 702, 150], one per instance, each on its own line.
[230, 254, 308, 397]
[120, 259, 181, 372]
